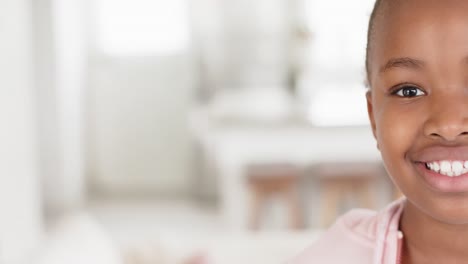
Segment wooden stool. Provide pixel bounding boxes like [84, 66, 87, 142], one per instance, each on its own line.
[247, 164, 303, 230]
[317, 162, 381, 227]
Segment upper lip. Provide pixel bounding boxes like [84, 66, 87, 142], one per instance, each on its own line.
[412, 145, 468, 162]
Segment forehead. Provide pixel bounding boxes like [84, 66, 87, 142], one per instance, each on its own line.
[369, 0, 468, 78]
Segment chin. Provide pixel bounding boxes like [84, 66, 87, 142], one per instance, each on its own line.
[432, 213, 468, 225]
[417, 195, 468, 225]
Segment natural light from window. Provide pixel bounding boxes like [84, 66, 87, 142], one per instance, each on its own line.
[94, 0, 190, 56]
[307, 85, 369, 127]
[303, 0, 375, 126]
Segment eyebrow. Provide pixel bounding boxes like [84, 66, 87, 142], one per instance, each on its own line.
[379, 57, 426, 73]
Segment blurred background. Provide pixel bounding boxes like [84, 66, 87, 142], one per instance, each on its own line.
[0, 0, 399, 263]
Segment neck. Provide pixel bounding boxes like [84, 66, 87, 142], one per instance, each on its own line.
[401, 202, 468, 264]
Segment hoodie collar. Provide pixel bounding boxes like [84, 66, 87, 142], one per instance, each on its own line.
[373, 198, 406, 264]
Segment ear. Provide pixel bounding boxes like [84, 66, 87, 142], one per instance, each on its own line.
[366, 91, 379, 149]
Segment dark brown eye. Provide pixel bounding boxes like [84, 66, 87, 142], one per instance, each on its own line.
[394, 85, 425, 97]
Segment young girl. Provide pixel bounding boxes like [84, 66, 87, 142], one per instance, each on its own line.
[290, 0, 468, 263]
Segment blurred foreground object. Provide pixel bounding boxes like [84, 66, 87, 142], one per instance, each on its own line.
[36, 213, 122, 264]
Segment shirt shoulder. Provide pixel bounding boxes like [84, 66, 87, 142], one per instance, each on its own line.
[288, 199, 405, 264]
[287, 209, 377, 264]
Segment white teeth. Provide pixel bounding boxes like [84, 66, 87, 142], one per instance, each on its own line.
[440, 161, 452, 174]
[427, 160, 468, 177]
[453, 161, 463, 170]
[453, 161, 464, 175]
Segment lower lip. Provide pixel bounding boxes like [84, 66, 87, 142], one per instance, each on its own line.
[416, 163, 468, 193]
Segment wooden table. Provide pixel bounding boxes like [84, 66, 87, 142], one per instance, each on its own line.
[205, 125, 381, 229]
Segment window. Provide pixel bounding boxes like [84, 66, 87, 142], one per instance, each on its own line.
[94, 0, 190, 56]
[307, 85, 369, 127]
[301, 0, 375, 126]
[305, 0, 374, 71]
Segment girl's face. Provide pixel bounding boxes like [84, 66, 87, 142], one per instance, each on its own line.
[367, 0, 468, 224]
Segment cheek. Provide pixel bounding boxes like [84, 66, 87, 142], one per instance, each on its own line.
[374, 104, 422, 186]
[374, 99, 425, 154]
[375, 107, 415, 155]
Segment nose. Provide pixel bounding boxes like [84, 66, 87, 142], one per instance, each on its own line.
[423, 94, 468, 141]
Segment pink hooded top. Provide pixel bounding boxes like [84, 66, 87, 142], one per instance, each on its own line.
[289, 198, 406, 264]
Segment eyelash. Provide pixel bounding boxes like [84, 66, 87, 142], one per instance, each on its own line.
[390, 84, 426, 98]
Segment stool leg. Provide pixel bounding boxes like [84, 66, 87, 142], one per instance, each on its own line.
[284, 188, 303, 229]
[355, 180, 374, 209]
[249, 189, 264, 230]
[321, 180, 342, 228]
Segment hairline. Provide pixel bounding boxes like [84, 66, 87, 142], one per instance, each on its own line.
[366, 0, 387, 80]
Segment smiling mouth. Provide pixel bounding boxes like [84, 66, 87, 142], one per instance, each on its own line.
[424, 160, 468, 177]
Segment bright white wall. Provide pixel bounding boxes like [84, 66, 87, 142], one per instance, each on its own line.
[33, 0, 87, 214]
[51, 0, 87, 209]
[85, 0, 195, 196]
[88, 55, 195, 195]
[0, 0, 43, 262]
[32, 0, 63, 215]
